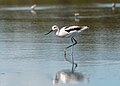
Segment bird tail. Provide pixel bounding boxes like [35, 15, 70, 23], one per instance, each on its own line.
[81, 26, 89, 31]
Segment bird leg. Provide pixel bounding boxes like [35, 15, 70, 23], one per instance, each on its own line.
[71, 39, 78, 72]
[72, 62, 78, 72]
[67, 37, 77, 49]
[64, 37, 78, 72]
[64, 46, 78, 72]
[71, 45, 74, 72]
[64, 48, 67, 61]
[64, 37, 77, 61]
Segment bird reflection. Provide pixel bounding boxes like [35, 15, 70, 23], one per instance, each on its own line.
[74, 18, 80, 22]
[30, 10, 37, 15]
[74, 13, 80, 22]
[53, 69, 88, 85]
[64, 46, 78, 72]
[30, 4, 37, 15]
[53, 47, 88, 85]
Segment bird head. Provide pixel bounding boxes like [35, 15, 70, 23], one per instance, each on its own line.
[44, 25, 59, 35]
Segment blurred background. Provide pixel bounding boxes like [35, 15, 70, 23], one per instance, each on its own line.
[0, 0, 119, 5]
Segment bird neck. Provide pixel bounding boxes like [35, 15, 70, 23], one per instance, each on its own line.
[55, 28, 60, 36]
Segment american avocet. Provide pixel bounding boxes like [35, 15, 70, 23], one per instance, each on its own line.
[45, 25, 89, 58]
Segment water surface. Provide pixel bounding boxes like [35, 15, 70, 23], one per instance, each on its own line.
[0, 3, 120, 86]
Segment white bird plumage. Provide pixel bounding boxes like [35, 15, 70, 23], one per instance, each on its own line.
[112, 2, 116, 11]
[31, 4, 36, 10]
[46, 25, 89, 38]
[45, 25, 89, 60]
[45, 25, 89, 49]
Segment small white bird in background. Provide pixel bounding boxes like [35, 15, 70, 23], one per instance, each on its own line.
[112, 2, 116, 11]
[30, 4, 37, 15]
[31, 4, 37, 10]
[74, 13, 80, 17]
[45, 25, 89, 60]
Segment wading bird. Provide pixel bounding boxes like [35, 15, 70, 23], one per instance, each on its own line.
[45, 25, 89, 59]
[112, 2, 116, 11]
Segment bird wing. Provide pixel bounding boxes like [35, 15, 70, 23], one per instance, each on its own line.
[65, 26, 82, 33]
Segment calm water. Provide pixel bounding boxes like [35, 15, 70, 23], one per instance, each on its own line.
[0, 3, 120, 86]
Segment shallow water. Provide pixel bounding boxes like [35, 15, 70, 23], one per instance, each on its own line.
[0, 3, 120, 86]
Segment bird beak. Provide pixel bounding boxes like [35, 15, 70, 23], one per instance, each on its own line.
[44, 30, 53, 35]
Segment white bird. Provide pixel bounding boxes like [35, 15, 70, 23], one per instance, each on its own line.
[74, 13, 80, 17]
[112, 2, 116, 11]
[74, 13, 80, 22]
[31, 4, 36, 10]
[45, 25, 89, 59]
